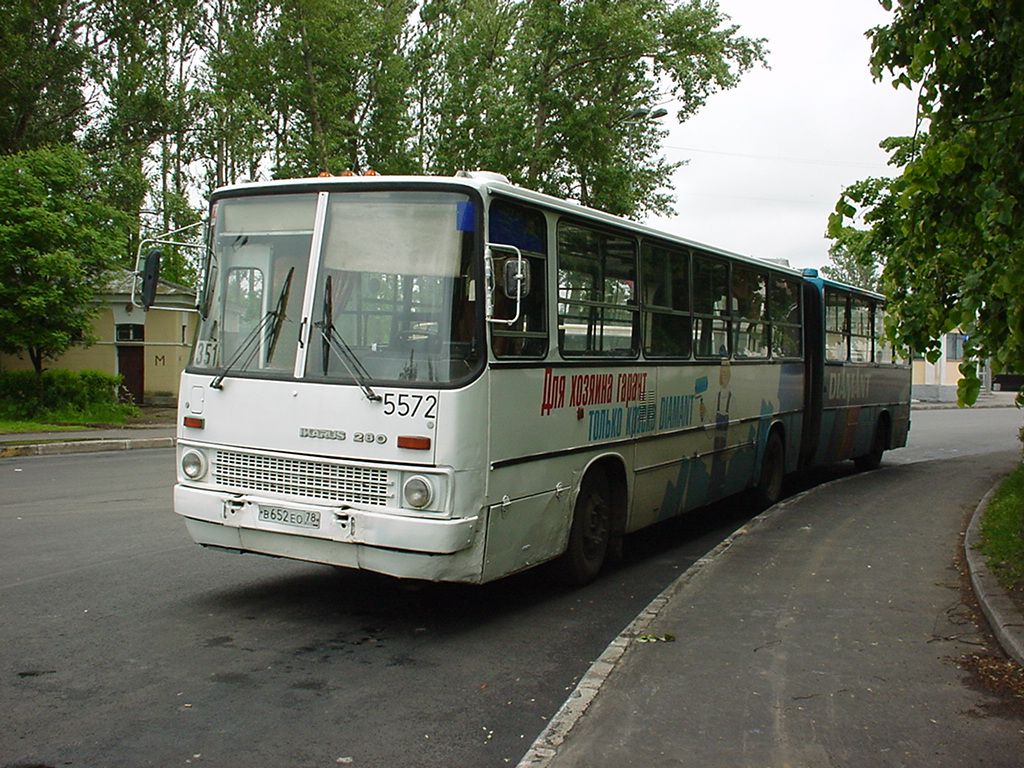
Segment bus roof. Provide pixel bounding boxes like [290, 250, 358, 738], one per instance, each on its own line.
[212, 172, 807, 279]
[802, 271, 886, 302]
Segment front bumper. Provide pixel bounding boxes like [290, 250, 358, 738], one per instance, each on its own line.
[174, 484, 484, 581]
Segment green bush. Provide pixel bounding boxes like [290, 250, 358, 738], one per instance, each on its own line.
[980, 464, 1024, 592]
[0, 369, 137, 423]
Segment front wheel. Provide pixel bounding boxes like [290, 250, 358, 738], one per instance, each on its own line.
[754, 432, 785, 507]
[556, 471, 612, 585]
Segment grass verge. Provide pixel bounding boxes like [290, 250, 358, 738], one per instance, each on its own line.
[0, 403, 139, 433]
[0, 420, 88, 434]
[979, 461, 1024, 592]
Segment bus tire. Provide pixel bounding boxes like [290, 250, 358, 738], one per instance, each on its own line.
[557, 471, 612, 585]
[855, 418, 887, 471]
[754, 431, 785, 507]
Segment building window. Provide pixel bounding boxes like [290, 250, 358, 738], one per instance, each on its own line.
[116, 323, 145, 342]
[946, 332, 965, 361]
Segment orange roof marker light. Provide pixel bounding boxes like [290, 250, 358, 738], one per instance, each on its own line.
[339, 169, 356, 176]
[364, 168, 379, 176]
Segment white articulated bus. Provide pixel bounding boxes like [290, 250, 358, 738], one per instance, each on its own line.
[139, 171, 910, 584]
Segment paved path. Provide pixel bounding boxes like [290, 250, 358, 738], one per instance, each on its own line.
[529, 451, 1024, 767]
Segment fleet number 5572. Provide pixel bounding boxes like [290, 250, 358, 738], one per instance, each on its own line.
[382, 393, 437, 419]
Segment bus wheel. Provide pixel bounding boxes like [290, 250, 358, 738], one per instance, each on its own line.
[754, 432, 785, 507]
[558, 471, 612, 585]
[855, 420, 886, 471]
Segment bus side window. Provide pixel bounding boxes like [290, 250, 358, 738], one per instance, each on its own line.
[874, 303, 894, 363]
[488, 199, 548, 358]
[693, 254, 729, 358]
[732, 266, 768, 359]
[825, 289, 849, 362]
[850, 296, 872, 363]
[768, 276, 802, 359]
[557, 221, 638, 357]
[640, 241, 690, 358]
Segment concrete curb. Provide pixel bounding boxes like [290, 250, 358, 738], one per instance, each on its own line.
[515, 476, 856, 768]
[964, 481, 1024, 667]
[0, 436, 175, 459]
[912, 401, 1020, 411]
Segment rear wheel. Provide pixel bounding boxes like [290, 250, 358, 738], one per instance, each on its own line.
[754, 432, 785, 507]
[557, 471, 612, 585]
[855, 420, 887, 471]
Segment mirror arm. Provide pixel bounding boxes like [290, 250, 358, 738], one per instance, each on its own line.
[485, 242, 524, 327]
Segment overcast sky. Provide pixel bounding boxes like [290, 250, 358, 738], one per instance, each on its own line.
[643, 0, 919, 271]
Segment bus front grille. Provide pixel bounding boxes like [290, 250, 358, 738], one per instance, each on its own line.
[213, 450, 393, 506]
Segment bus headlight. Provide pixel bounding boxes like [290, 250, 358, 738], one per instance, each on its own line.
[402, 476, 433, 509]
[181, 449, 207, 480]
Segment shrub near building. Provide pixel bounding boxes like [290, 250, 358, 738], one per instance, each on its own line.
[0, 369, 137, 426]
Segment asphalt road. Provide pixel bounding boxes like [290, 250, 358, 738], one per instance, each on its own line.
[1, 407, 1021, 768]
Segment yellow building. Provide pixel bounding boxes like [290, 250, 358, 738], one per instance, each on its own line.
[910, 330, 987, 402]
[0, 271, 197, 405]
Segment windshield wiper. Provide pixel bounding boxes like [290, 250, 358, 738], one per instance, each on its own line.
[315, 275, 381, 402]
[265, 266, 295, 364]
[210, 266, 295, 389]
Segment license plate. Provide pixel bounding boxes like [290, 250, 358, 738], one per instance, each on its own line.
[258, 505, 320, 530]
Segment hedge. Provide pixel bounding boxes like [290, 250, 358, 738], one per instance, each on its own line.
[0, 369, 126, 420]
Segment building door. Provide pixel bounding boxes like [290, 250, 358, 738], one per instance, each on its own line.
[117, 346, 145, 404]
[116, 323, 145, 404]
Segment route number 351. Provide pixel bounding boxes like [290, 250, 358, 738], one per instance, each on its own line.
[382, 393, 437, 419]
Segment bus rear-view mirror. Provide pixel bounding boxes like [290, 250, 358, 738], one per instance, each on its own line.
[140, 248, 162, 309]
[502, 257, 530, 299]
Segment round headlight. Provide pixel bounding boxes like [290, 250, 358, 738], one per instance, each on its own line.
[181, 449, 206, 480]
[403, 476, 433, 509]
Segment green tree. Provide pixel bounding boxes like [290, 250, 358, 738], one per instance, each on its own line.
[152, 0, 206, 286]
[822, 174, 899, 292]
[0, 146, 126, 375]
[84, 0, 203, 273]
[412, 0, 765, 218]
[830, 0, 1024, 405]
[197, 0, 415, 183]
[822, 228, 880, 293]
[0, 0, 90, 154]
[270, 0, 415, 176]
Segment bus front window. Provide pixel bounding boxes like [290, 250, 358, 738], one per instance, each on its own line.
[307, 191, 482, 386]
[192, 193, 317, 374]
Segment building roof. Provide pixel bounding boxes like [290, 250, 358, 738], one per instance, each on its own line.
[99, 269, 196, 309]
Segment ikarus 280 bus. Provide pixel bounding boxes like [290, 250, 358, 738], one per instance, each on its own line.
[138, 171, 910, 584]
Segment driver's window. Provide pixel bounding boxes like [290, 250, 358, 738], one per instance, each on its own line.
[488, 199, 548, 358]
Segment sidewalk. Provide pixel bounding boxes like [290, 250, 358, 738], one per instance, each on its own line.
[522, 450, 1024, 768]
[912, 390, 1020, 410]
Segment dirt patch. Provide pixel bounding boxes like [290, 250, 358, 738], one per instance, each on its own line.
[127, 405, 177, 426]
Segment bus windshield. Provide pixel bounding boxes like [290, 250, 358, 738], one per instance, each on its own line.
[191, 189, 482, 386]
